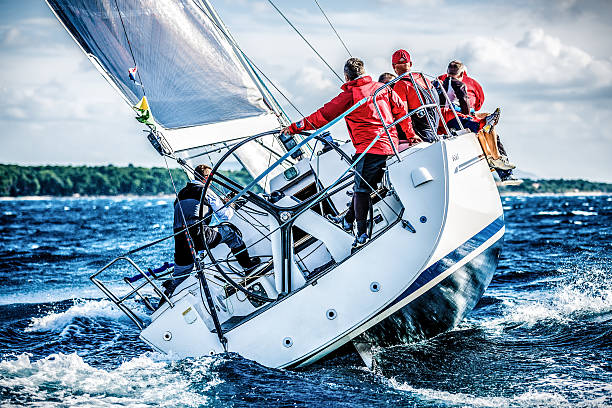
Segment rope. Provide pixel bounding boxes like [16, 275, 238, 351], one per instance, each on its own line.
[266, 0, 344, 83]
[313, 0, 352, 57]
[113, 0, 146, 95]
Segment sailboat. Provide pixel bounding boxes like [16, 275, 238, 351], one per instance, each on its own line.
[46, 0, 504, 368]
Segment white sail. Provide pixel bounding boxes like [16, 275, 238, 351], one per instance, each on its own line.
[46, 0, 284, 152]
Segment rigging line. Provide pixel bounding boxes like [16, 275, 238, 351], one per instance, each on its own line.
[313, 0, 352, 57]
[113, 0, 146, 95]
[189, 0, 318, 135]
[266, 0, 344, 83]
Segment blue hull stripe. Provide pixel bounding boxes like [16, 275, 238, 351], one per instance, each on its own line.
[383, 215, 505, 312]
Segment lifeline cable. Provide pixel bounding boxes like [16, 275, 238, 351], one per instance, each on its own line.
[313, 0, 352, 57]
[266, 0, 344, 83]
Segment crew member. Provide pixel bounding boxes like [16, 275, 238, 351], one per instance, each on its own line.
[378, 72, 396, 84]
[166, 165, 260, 296]
[438, 60, 518, 182]
[391, 49, 440, 143]
[281, 57, 411, 247]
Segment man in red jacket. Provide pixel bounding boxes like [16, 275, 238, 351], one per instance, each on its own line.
[281, 57, 411, 247]
[390, 49, 440, 143]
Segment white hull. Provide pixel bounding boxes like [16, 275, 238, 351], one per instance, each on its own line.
[140, 133, 503, 368]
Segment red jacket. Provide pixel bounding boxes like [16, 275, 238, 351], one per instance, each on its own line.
[392, 74, 438, 140]
[288, 76, 409, 155]
[438, 73, 485, 112]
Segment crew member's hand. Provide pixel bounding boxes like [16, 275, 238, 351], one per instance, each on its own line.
[280, 120, 305, 136]
[407, 137, 423, 146]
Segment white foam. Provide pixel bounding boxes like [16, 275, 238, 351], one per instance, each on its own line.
[484, 268, 612, 329]
[0, 353, 219, 407]
[571, 210, 597, 216]
[388, 378, 568, 407]
[537, 210, 562, 215]
[26, 299, 128, 332]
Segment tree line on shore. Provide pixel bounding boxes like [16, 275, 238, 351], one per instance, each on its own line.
[0, 164, 610, 197]
[0, 164, 256, 197]
[498, 178, 611, 194]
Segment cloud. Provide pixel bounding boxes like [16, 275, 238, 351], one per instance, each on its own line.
[0, 18, 59, 50]
[294, 66, 335, 91]
[455, 28, 612, 93]
[375, 0, 441, 5]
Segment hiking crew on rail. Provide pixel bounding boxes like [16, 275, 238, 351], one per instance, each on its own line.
[282, 57, 411, 247]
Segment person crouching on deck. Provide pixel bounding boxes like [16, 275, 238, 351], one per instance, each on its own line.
[281, 57, 411, 248]
[164, 165, 260, 298]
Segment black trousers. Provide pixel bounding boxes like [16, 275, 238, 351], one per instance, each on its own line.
[345, 153, 388, 236]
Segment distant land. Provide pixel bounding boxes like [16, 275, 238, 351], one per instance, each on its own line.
[497, 178, 611, 194]
[0, 164, 253, 197]
[0, 164, 610, 197]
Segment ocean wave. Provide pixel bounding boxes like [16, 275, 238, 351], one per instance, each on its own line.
[0, 353, 220, 407]
[536, 210, 562, 216]
[571, 210, 598, 216]
[25, 299, 134, 333]
[388, 378, 568, 407]
[483, 267, 612, 329]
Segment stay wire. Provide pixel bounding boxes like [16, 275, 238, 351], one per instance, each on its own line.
[113, 0, 146, 95]
[266, 0, 344, 83]
[190, 0, 319, 133]
[313, 0, 352, 57]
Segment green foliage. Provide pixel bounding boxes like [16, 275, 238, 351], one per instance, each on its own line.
[498, 179, 612, 194]
[2, 164, 608, 197]
[0, 164, 188, 197]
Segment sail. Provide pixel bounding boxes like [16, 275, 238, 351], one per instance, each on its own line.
[46, 0, 274, 130]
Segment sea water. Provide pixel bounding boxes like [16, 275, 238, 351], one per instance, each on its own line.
[0, 195, 610, 407]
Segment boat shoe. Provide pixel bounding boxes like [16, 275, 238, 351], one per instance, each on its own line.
[352, 233, 368, 248]
[482, 107, 501, 133]
[488, 156, 515, 170]
[327, 214, 352, 232]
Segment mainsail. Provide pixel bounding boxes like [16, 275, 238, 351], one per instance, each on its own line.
[46, 0, 283, 149]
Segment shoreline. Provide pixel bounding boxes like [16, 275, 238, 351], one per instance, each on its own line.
[0, 194, 175, 201]
[1, 192, 610, 201]
[499, 191, 611, 197]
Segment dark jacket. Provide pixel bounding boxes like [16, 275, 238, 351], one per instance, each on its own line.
[173, 181, 220, 266]
[438, 73, 485, 112]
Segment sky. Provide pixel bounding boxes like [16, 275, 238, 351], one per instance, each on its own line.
[1, 0, 611, 182]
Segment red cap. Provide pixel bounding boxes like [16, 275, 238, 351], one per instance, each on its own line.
[392, 49, 411, 65]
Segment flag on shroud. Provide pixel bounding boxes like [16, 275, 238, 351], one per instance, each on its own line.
[128, 66, 137, 81]
[134, 96, 151, 124]
[134, 95, 149, 111]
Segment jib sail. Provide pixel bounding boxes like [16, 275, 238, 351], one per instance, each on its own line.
[46, 0, 281, 145]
